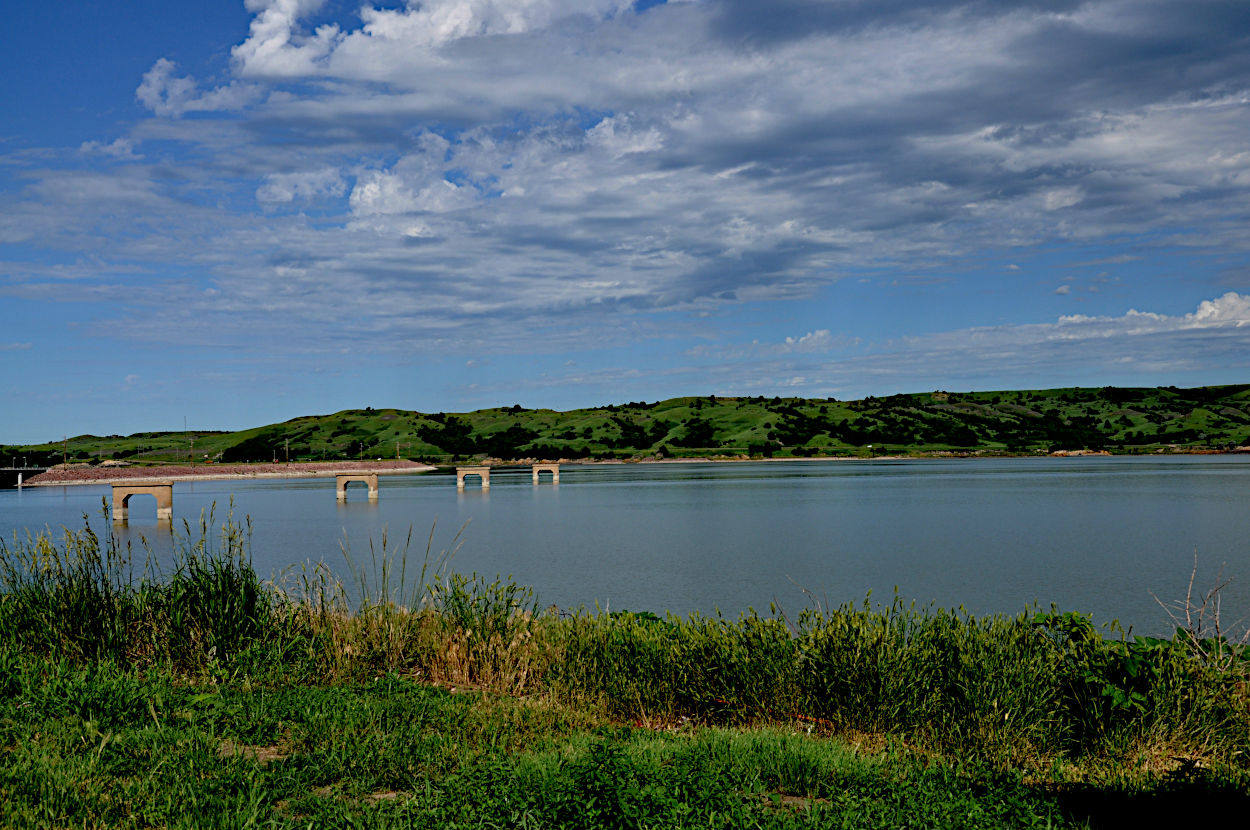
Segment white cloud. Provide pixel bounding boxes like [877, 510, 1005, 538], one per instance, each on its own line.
[0, 342, 32, 352]
[347, 171, 415, 216]
[782, 330, 835, 353]
[1054, 285, 1070, 295]
[586, 116, 664, 159]
[1042, 187, 1083, 211]
[347, 171, 469, 217]
[1044, 293, 1250, 336]
[355, 0, 634, 48]
[1188, 292, 1250, 327]
[256, 167, 346, 203]
[232, 0, 341, 77]
[136, 58, 259, 116]
[79, 138, 141, 160]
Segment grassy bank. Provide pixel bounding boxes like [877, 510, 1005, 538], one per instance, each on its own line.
[7, 384, 1250, 467]
[2, 515, 1248, 827]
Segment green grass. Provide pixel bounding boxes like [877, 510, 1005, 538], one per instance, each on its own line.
[1, 658, 1095, 828]
[7, 383, 1250, 465]
[2, 516, 1249, 827]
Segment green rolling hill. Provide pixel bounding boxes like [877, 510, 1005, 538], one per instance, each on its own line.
[6, 385, 1250, 467]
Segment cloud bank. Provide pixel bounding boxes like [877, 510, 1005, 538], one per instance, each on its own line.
[3, 0, 1250, 397]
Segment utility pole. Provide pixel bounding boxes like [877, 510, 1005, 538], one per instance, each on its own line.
[62, 436, 67, 466]
[285, 438, 290, 463]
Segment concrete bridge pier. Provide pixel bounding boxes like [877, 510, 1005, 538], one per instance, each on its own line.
[111, 482, 174, 523]
[456, 466, 490, 491]
[532, 463, 559, 485]
[336, 473, 379, 501]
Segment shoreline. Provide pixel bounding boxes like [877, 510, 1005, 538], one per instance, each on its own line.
[499, 448, 1242, 466]
[23, 460, 435, 488]
[22, 447, 1249, 487]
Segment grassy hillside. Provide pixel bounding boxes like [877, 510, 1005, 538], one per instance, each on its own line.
[6, 384, 1250, 466]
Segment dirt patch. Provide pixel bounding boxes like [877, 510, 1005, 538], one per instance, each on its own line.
[217, 740, 289, 765]
[301, 785, 406, 805]
[761, 793, 831, 811]
[365, 790, 404, 804]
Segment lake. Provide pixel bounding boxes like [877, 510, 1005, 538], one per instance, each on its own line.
[3, 456, 1249, 635]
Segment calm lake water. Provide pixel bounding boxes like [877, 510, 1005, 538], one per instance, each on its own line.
[3, 457, 1249, 634]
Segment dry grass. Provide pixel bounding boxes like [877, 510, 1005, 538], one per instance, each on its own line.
[217, 740, 290, 765]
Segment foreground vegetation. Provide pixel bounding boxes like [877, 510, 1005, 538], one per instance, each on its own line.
[7, 384, 1250, 467]
[2, 513, 1249, 826]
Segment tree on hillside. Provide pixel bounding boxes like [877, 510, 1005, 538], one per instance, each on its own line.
[675, 416, 716, 448]
[478, 425, 539, 458]
[220, 429, 286, 463]
[417, 417, 474, 456]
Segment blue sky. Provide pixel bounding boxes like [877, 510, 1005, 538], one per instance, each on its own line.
[3, 0, 1250, 443]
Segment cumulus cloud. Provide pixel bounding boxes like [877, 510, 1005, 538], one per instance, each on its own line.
[136, 58, 259, 116]
[1189, 292, 1250, 327]
[232, 0, 342, 78]
[1003, 292, 1250, 343]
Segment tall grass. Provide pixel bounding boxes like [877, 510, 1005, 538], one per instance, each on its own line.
[2, 510, 1247, 766]
[278, 519, 546, 690]
[0, 501, 270, 668]
[551, 600, 1250, 763]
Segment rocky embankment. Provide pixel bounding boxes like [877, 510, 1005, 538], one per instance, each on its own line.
[25, 460, 434, 486]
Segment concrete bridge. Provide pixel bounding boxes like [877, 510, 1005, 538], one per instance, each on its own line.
[111, 481, 174, 523]
[0, 467, 48, 489]
[532, 463, 559, 484]
[336, 473, 379, 501]
[455, 463, 560, 490]
[457, 465, 491, 490]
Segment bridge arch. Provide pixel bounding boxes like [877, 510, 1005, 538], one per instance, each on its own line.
[456, 466, 491, 490]
[111, 482, 173, 523]
[532, 463, 560, 485]
[336, 473, 379, 501]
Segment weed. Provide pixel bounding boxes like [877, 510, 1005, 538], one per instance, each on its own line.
[0, 502, 270, 669]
